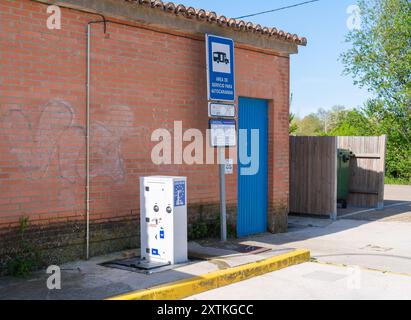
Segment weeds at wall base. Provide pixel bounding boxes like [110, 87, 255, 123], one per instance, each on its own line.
[188, 216, 237, 240]
[5, 216, 45, 278]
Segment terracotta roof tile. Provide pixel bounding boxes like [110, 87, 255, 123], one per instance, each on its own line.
[124, 0, 307, 46]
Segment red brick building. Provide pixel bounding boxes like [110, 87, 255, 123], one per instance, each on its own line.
[0, 0, 306, 270]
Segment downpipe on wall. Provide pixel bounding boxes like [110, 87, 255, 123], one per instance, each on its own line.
[86, 23, 90, 260]
[30, 0, 107, 260]
[86, 18, 148, 260]
[86, 19, 106, 260]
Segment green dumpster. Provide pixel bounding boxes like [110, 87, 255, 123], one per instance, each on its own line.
[337, 149, 352, 209]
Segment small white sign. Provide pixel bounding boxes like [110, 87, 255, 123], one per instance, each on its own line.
[209, 119, 236, 147]
[225, 159, 234, 175]
[209, 103, 235, 118]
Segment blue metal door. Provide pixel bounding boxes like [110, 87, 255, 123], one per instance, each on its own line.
[237, 97, 268, 237]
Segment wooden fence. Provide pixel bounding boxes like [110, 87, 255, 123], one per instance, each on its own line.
[338, 136, 386, 209]
[289, 136, 386, 218]
[290, 136, 337, 218]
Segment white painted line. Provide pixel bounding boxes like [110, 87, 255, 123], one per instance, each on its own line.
[339, 202, 410, 219]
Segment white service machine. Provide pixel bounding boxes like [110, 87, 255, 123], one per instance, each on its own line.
[140, 176, 188, 265]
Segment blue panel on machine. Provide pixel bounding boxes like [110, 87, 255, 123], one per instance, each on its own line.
[174, 181, 185, 207]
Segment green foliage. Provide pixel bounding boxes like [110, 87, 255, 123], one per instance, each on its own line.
[19, 216, 29, 234]
[294, 106, 351, 136]
[294, 103, 410, 180]
[7, 246, 42, 278]
[188, 216, 236, 240]
[385, 176, 411, 185]
[188, 222, 209, 240]
[328, 109, 372, 136]
[294, 0, 411, 182]
[289, 93, 299, 135]
[289, 113, 298, 135]
[326, 102, 411, 180]
[6, 216, 44, 278]
[339, 0, 411, 181]
[294, 113, 323, 136]
[341, 0, 411, 108]
[317, 106, 349, 134]
[364, 100, 411, 180]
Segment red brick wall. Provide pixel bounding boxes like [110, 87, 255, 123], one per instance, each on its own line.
[0, 0, 290, 236]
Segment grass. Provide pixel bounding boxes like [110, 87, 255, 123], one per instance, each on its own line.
[385, 176, 411, 185]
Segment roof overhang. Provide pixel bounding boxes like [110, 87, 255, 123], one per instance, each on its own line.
[33, 0, 307, 55]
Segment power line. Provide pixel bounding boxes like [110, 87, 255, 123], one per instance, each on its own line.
[234, 0, 321, 20]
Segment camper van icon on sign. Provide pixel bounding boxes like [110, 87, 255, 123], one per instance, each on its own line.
[213, 52, 229, 65]
[212, 42, 231, 74]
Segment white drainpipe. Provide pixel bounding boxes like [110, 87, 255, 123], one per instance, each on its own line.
[86, 23, 91, 260]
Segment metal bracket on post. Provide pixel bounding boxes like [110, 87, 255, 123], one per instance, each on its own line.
[219, 147, 227, 241]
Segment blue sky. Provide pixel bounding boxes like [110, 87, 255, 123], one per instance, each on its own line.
[180, 0, 371, 117]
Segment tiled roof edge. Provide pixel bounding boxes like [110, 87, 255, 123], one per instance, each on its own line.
[124, 0, 307, 46]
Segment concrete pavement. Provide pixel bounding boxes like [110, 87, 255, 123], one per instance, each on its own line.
[1, 185, 410, 300]
[187, 185, 411, 300]
[339, 185, 411, 222]
[249, 216, 411, 275]
[187, 262, 411, 300]
[3, 210, 410, 299]
[0, 243, 304, 300]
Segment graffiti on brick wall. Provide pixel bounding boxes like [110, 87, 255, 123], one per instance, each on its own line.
[1, 99, 75, 180]
[1, 99, 151, 183]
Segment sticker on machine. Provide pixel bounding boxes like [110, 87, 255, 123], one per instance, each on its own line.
[174, 181, 185, 207]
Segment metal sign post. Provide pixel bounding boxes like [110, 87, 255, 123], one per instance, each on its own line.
[206, 34, 235, 242]
[219, 147, 227, 242]
[209, 119, 236, 241]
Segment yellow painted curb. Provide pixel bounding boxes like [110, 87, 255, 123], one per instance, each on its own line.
[107, 248, 310, 300]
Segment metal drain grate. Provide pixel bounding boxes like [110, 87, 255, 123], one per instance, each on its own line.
[233, 244, 271, 254]
[102, 258, 170, 273]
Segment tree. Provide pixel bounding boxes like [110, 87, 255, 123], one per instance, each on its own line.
[363, 99, 411, 180]
[289, 113, 299, 135]
[342, 0, 410, 113]
[341, 0, 411, 181]
[317, 106, 349, 134]
[295, 114, 322, 136]
[328, 109, 372, 136]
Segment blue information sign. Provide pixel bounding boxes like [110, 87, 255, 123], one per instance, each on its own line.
[206, 34, 235, 102]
